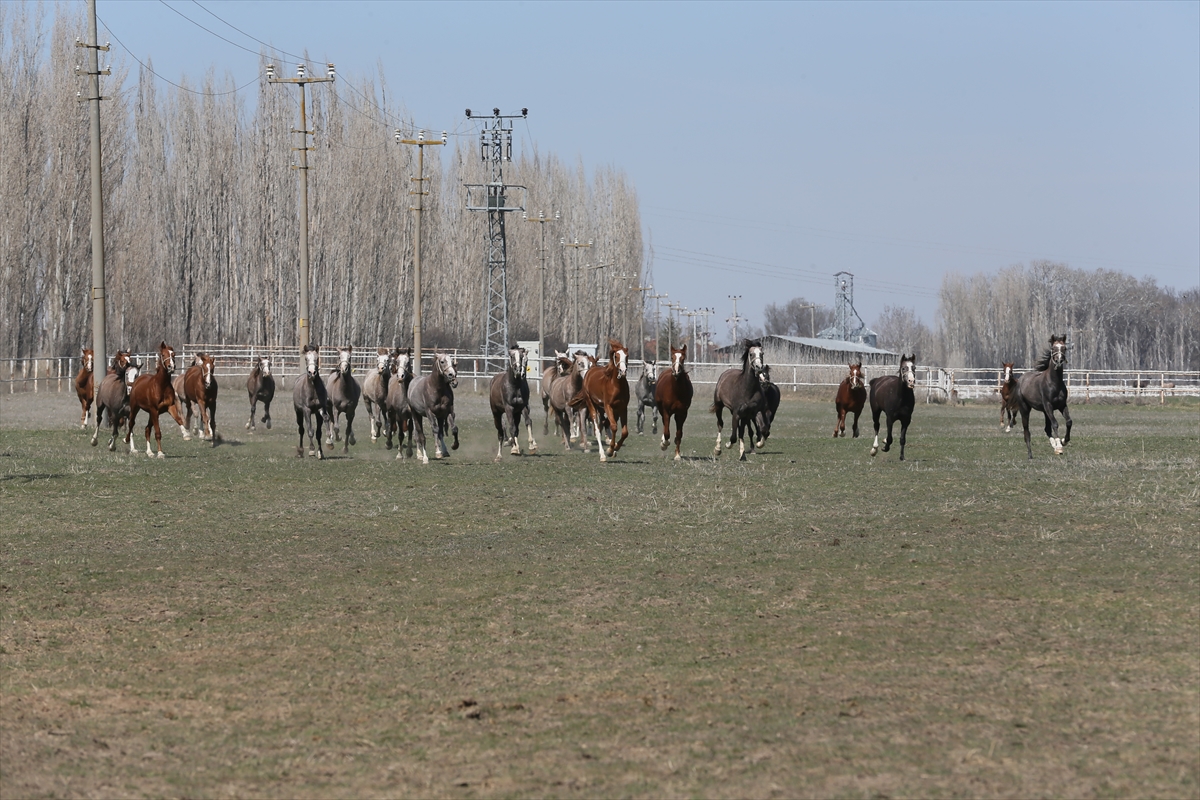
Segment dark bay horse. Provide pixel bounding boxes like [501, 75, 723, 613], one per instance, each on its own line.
[408, 351, 459, 464]
[75, 348, 95, 429]
[384, 348, 415, 457]
[571, 340, 630, 463]
[362, 348, 395, 442]
[292, 344, 330, 459]
[127, 341, 191, 458]
[549, 351, 591, 452]
[754, 364, 781, 449]
[833, 362, 867, 438]
[245, 355, 275, 432]
[654, 345, 693, 462]
[174, 352, 219, 446]
[325, 346, 361, 454]
[489, 344, 538, 459]
[635, 360, 658, 435]
[999, 362, 1019, 432]
[869, 354, 917, 461]
[1016, 334, 1072, 459]
[541, 350, 571, 435]
[91, 350, 137, 450]
[711, 339, 767, 461]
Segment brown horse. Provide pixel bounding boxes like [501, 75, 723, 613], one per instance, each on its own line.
[74, 348, 95, 429]
[833, 362, 867, 438]
[126, 341, 191, 458]
[571, 339, 630, 462]
[869, 354, 917, 461]
[654, 345, 693, 462]
[245, 355, 275, 432]
[998, 362, 1019, 432]
[173, 352, 219, 445]
[91, 350, 136, 450]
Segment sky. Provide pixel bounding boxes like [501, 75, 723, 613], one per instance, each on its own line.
[85, 0, 1199, 340]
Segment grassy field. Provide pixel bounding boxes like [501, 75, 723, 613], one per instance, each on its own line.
[1, 388, 1197, 798]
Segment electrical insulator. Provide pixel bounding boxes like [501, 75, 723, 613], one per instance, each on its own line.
[297, 63, 305, 78]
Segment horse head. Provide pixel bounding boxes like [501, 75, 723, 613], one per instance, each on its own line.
[81, 348, 94, 374]
[335, 346, 353, 378]
[608, 340, 628, 379]
[743, 339, 765, 377]
[848, 362, 864, 390]
[507, 345, 525, 379]
[301, 344, 320, 377]
[111, 350, 131, 373]
[670, 345, 688, 377]
[1000, 362, 1015, 384]
[434, 352, 458, 388]
[375, 348, 392, 374]
[392, 348, 413, 379]
[159, 342, 177, 374]
[124, 359, 143, 389]
[256, 355, 272, 377]
[199, 353, 215, 388]
[900, 354, 916, 389]
[1049, 334, 1067, 369]
[573, 351, 593, 379]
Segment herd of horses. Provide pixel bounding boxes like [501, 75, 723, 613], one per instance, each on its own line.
[71, 334, 1074, 462]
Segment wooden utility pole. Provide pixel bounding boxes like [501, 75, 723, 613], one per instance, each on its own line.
[524, 210, 559, 373]
[78, 0, 110, 375]
[396, 130, 447, 375]
[267, 62, 334, 348]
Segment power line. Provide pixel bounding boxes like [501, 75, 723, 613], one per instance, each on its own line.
[97, 14, 257, 96]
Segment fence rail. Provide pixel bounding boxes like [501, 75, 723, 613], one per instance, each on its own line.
[4, 347, 1198, 403]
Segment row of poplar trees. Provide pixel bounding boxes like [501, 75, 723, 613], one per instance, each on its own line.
[0, 3, 644, 361]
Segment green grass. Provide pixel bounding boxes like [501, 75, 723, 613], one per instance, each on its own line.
[1, 393, 1198, 798]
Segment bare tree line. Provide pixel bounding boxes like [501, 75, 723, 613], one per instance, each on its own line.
[0, 4, 644, 360]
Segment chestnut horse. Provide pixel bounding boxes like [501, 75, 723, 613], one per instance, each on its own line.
[998, 362, 1019, 432]
[833, 362, 867, 438]
[126, 341, 191, 458]
[74, 348, 95, 429]
[173, 352, 219, 445]
[570, 339, 630, 462]
[1015, 334, 1071, 459]
[91, 350, 136, 451]
[869, 354, 916, 461]
[245, 355, 275, 432]
[654, 345, 693, 462]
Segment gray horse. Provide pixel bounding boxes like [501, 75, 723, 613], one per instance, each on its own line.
[407, 351, 459, 464]
[489, 344, 538, 459]
[635, 360, 658, 435]
[541, 349, 570, 435]
[361, 348, 395, 442]
[245, 355, 275, 431]
[711, 339, 767, 461]
[548, 351, 592, 452]
[383, 349, 414, 458]
[292, 344, 330, 459]
[91, 351, 139, 451]
[325, 346, 361, 454]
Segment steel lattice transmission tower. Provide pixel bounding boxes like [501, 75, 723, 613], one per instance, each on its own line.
[833, 271, 855, 341]
[465, 108, 528, 372]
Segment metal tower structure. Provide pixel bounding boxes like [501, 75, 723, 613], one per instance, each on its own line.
[465, 108, 527, 372]
[833, 271, 855, 341]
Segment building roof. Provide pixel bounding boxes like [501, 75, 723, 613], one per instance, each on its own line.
[766, 334, 896, 356]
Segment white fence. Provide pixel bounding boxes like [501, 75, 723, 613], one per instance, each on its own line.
[4, 345, 1199, 403]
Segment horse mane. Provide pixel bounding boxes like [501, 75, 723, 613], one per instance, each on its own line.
[1033, 349, 1052, 372]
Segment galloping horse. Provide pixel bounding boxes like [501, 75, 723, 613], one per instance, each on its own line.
[407, 351, 459, 464]
[245, 355, 275, 431]
[126, 341, 191, 458]
[1015, 334, 1072, 459]
[711, 339, 767, 461]
[869, 354, 917, 461]
[571, 339, 630, 463]
[998, 362, 1019, 432]
[654, 345, 693, 462]
[361, 348, 395, 441]
[541, 350, 571, 435]
[74, 348, 95, 429]
[549, 351, 591, 451]
[292, 344, 330, 459]
[173, 352, 219, 445]
[635, 360, 658, 435]
[91, 350, 136, 451]
[833, 362, 867, 438]
[325, 346, 361, 454]
[490, 344, 539, 459]
[384, 348, 414, 457]
[754, 364, 781, 449]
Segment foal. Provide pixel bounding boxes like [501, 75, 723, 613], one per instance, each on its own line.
[998, 362, 1019, 432]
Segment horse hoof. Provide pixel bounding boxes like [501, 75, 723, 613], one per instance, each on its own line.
[870, 447, 878, 457]
[90, 438, 98, 447]
[156, 451, 165, 459]
[317, 451, 324, 460]
[674, 453, 681, 462]
[265, 420, 272, 429]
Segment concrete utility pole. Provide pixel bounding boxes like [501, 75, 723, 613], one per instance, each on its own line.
[589, 261, 608, 349]
[562, 237, 592, 344]
[614, 270, 629, 346]
[267, 62, 335, 349]
[630, 284, 653, 364]
[665, 302, 683, 354]
[727, 294, 746, 345]
[465, 108, 528, 373]
[396, 129, 447, 375]
[697, 307, 714, 361]
[649, 292, 668, 361]
[523, 210, 559, 373]
[78, 0, 110, 374]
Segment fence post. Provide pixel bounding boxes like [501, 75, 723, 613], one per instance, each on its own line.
[1161, 372, 1166, 405]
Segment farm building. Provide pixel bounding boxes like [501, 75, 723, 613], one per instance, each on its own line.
[719, 335, 898, 366]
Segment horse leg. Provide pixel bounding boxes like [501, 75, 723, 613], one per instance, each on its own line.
[869, 406, 883, 456]
[492, 409, 506, 460]
[589, 405, 607, 463]
[91, 403, 103, 447]
[898, 413, 910, 461]
[659, 405, 672, 451]
[413, 416, 429, 464]
[126, 408, 138, 454]
[247, 396, 256, 431]
[295, 407, 307, 457]
[882, 412, 896, 453]
[673, 410, 687, 462]
[609, 403, 629, 457]
[834, 406, 844, 438]
[1044, 407, 1063, 454]
[651, 402, 658, 435]
[263, 399, 272, 429]
[1019, 406, 1034, 460]
[345, 409, 355, 449]
[313, 409, 325, 460]
[524, 406, 538, 454]
[736, 416, 749, 461]
[208, 397, 218, 445]
[713, 404, 724, 458]
[1061, 404, 1072, 447]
